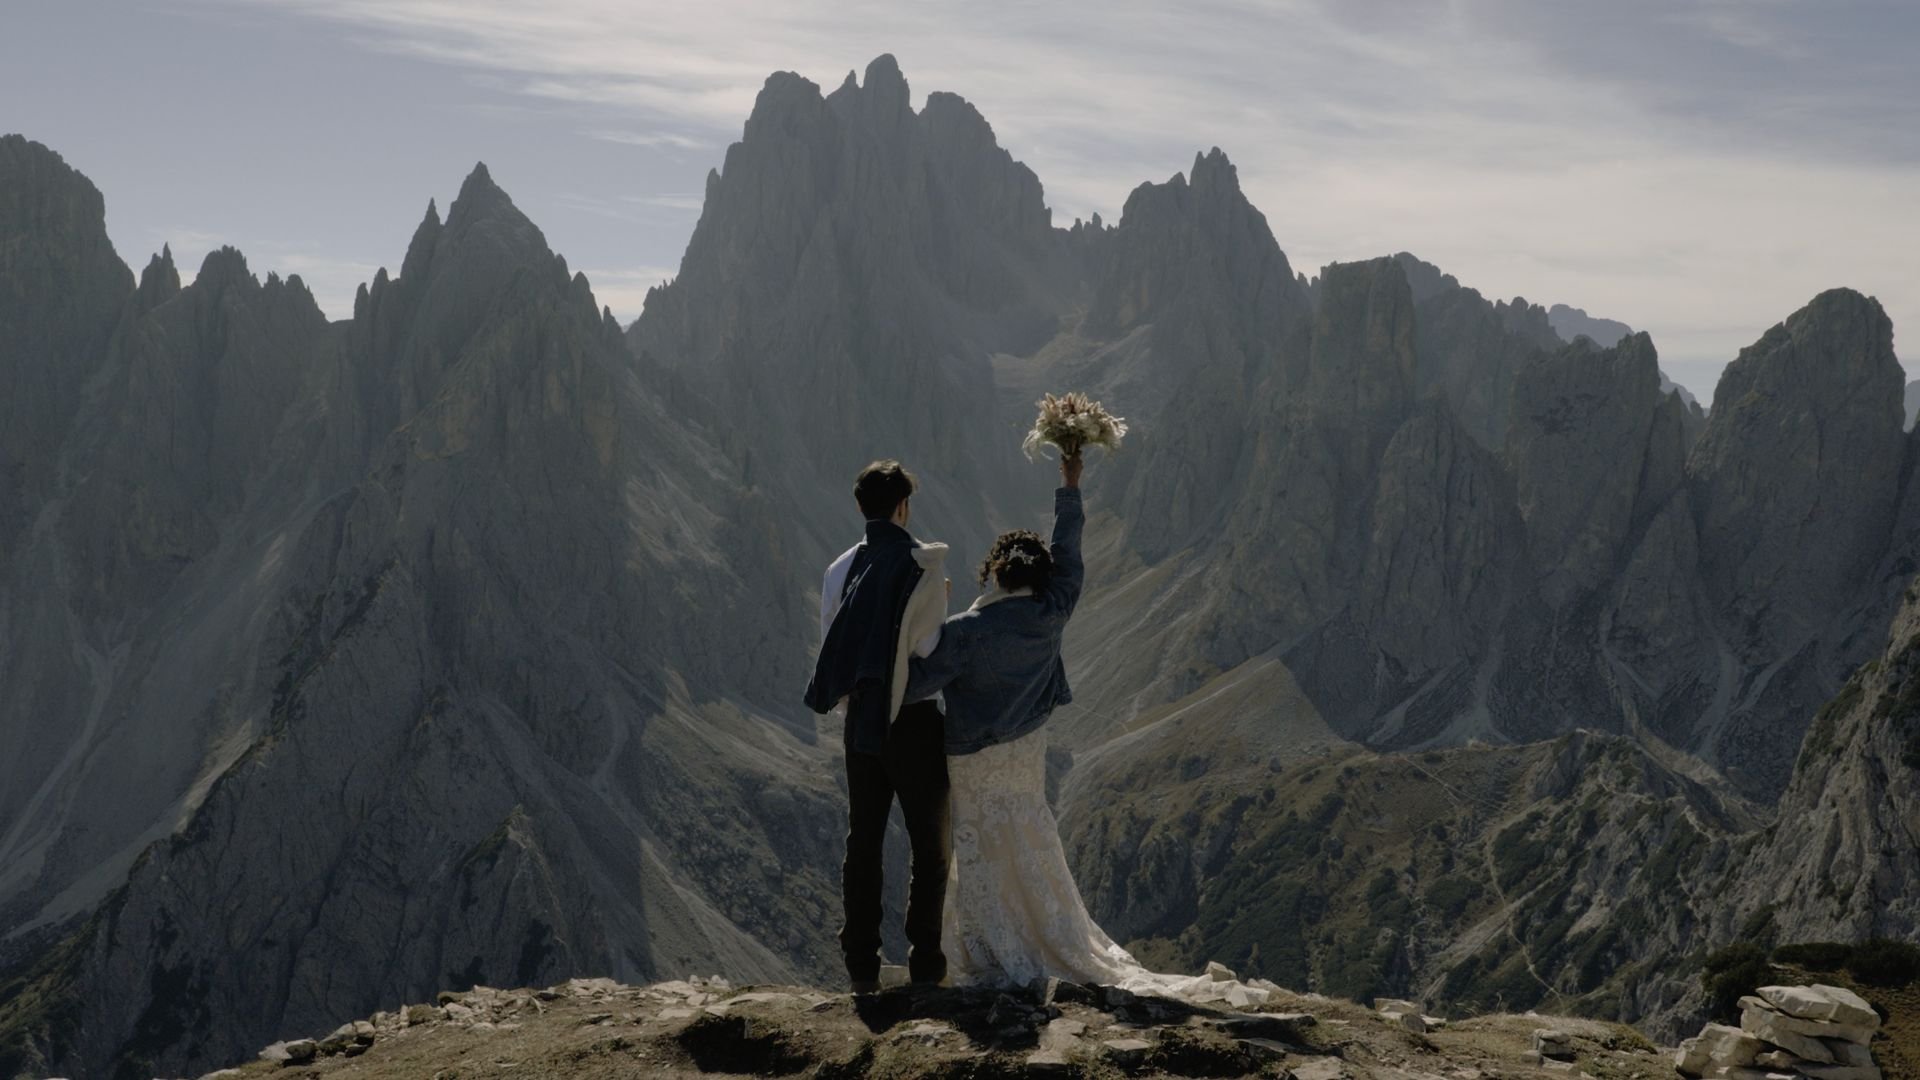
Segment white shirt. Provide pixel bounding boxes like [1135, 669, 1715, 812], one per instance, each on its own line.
[821, 543, 944, 656]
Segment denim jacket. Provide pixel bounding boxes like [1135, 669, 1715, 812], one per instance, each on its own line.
[904, 488, 1084, 755]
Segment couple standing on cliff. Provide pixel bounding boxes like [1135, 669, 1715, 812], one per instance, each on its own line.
[805, 455, 1231, 999]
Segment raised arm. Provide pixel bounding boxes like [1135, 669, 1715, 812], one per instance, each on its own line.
[1043, 453, 1086, 617]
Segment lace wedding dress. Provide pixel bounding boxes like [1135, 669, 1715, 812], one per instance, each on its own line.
[942, 727, 1269, 1005]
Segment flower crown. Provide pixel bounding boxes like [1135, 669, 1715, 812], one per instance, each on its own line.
[1002, 547, 1041, 566]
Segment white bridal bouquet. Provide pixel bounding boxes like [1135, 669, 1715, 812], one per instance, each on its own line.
[1022, 391, 1128, 460]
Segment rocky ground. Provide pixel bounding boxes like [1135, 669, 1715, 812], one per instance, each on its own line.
[198, 972, 1691, 1080]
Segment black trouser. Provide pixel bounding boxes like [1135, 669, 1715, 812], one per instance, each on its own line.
[841, 700, 951, 985]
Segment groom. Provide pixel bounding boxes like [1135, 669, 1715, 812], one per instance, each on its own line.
[804, 460, 952, 992]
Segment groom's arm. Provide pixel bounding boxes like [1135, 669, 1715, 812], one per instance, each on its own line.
[904, 622, 965, 703]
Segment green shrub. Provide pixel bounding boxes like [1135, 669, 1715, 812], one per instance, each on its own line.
[1772, 941, 1852, 971]
[1845, 939, 1920, 987]
[1701, 942, 1774, 1022]
[1771, 939, 1920, 987]
[1643, 821, 1705, 891]
[1482, 954, 1547, 1014]
[1800, 680, 1862, 763]
[1492, 813, 1550, 893]
[1425, 875, 1483, 922]
[1702, 941, 1766, 976]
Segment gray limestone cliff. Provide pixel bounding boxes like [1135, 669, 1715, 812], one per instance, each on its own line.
[1396, 253, 1561, 451]
[0, 136, 133, 567]
[1546, 302, 1700, 409]
[0, 162, 840, 1080]
[1718, 580, 1920, 943]
[1506, 332, 1666, 609]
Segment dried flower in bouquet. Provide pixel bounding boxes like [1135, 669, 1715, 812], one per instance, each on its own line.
[1022, 391, 1128, 461]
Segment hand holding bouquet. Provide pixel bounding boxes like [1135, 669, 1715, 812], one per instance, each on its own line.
[1022, 391, 1127, 463]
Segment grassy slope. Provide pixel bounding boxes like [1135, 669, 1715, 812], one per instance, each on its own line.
[1067, 728, 1744, 1025]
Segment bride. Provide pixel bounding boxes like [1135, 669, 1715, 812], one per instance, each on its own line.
[903, 452, 1257, 1002]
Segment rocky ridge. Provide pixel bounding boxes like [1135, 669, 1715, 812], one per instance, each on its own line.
[1710, 577, 1920, 947]
[0, 146, 843, 1080]
[194, 970, 1687, 1080]
[991, 125, 1913, 804]
[1394, 253, 1561, 451]
[1070, 235, 1911, 791]
[1546, 305, 1634, 351]
[1543, 304, 1696, 409]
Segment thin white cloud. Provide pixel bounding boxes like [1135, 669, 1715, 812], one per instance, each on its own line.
[1676, 1, 1806, 58]
[584, 129, 706, 149]
[548, 191, 703, 226]
[623, 193, 703, 211]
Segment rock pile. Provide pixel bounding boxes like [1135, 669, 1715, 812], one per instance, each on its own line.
[1526, 1028, 1577, 1067]
[1372, 996, 1449, 1034]
[1674, 984, 1882, 1080]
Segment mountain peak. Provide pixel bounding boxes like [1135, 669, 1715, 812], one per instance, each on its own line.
[195, 245, 254, 294]
[136, 244, 180, 309]
[1091, 147, 1304, 336]
[401, 197, 444, 281]
[1795, 286, 1887, 335]
[862, 53, 908, 104]
[824, 53, 911, 133]
[1546, 302, 1633, 349]
[1688, 284, 1905, 679]
[1716, 286, 1894, 408]
[1391, 252, 1463, 304]
[451, 162, 509, 219]
[440, 161, 547, 266]
[746, 71, 828, 139]
[0, 134, 103, 217]
[1190, 146, 1238, 193]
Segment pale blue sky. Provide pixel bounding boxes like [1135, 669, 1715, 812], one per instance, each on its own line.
[5, 0, 1914, 397]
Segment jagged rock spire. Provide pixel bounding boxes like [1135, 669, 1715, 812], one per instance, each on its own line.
[401, 197, 442, 281]
[136, 243, 181, 310]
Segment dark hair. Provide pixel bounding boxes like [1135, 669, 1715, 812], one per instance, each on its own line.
[854, 460, 916, 521]
[979, 529, 1052, 592]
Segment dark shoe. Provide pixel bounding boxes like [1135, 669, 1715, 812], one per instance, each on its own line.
[850, 979, 881, 995]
